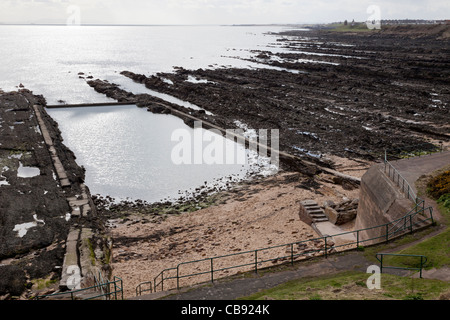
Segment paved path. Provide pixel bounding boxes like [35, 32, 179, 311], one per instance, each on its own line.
[132, 252, 374, 300]
[391, 150, 450, 223]
[391, 151, 450, 196]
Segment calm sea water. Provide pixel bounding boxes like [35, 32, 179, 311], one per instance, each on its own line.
[1, 25, 293, 203]
[48, 105, 273, 203]
[0, 25, 295, 104]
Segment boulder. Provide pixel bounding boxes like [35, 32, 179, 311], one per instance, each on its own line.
[324, 206, 340, 224]
[147, 104, 167, 114]
[324, 198, 358, 225]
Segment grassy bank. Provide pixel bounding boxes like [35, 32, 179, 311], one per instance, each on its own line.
[241, 271, 449, 300]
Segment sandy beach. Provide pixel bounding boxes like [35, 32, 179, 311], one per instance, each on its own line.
[106, 155, 371, 298]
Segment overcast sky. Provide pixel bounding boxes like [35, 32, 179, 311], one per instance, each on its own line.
[0, 0, 449, 25]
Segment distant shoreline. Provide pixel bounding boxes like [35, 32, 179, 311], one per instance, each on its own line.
[0, 23, 307, 27]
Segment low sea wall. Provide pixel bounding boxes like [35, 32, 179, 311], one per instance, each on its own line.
[354, 164, 413, 244]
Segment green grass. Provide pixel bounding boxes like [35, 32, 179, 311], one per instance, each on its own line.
[240, 271, 450, 300]
[32, 278, 58, 291]
[389, 229, 450, 270]
[361, 226, 437, 263]
[437, 193, 450, 224]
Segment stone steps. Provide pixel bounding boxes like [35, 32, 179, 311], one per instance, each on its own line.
[299, 200, 329, 224]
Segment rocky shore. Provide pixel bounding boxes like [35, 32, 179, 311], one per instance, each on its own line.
[86, 27, 449, 298]
[1, 25, 449, 299]
[87, 27, 449, 166]
[0, 90, 109, 299]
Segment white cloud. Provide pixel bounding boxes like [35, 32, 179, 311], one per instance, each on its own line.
[0, 0, 448, 25]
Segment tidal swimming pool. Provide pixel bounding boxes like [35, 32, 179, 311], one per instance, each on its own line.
[47, 104, 273, 203]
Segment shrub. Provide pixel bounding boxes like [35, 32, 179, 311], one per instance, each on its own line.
[427, 170, 450, 199]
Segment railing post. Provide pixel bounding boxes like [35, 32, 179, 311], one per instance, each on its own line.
[255, 250, 258, 274]
[291, 243, 294, 266]
[176, 267, 179, 291]
[356, 230, 359, 248]
[380, 255, 384, 274]
[409, 215, 413, 233]
[324, 237, 328, 258]
[420, 256, 424, 279]
[211, 258, 214, 283]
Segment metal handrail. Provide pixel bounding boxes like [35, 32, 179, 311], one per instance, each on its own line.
[36, 276, 123, 300]
[388, 200, 428, 236]
[384, 156, 421, 205]
[376, 253, 428, 278]
[135, 204, 434, 295]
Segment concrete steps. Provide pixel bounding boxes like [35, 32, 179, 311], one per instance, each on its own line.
[299, 200, 329, 224]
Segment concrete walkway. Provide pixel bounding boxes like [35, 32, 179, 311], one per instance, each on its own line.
[391, 150, 449, 223]
[387, 151, 449, 281]
[391, 151, 450, 196]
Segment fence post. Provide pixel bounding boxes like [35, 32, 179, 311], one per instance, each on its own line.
[291, 243, 294, 266]
[356, 230, 359, 248]
[176, 267, 179, 291]
[324, 237, 328, 258]
[420, 256, 424, 279]
[380, 255, 384, 274]
[211, 258, 214, 283]
[255, 250, 258, 274]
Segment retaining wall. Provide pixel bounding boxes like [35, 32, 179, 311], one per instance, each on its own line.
[354, 163, 413, 244]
